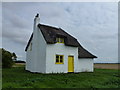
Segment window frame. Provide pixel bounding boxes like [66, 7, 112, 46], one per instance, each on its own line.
[56, 37, 64, 43]
[55, 55, 64, 64]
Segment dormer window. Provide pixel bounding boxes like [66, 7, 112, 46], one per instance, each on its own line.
[56, 37, 64, 43]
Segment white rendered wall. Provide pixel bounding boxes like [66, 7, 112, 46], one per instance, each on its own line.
[26, 16, 46, 73]
[26, 40, 33, 71]
[77, 58, 94, 72]
[46, 43, 78, 73]
[26, 27, 46, 73]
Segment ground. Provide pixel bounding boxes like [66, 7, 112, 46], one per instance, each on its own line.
[2, 63, 120, 88]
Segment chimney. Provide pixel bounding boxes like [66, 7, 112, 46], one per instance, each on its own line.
[34, 13, 40, 29]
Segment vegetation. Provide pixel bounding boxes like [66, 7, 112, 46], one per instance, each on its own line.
[1, 48, 17, 68]
[12, 52, 17, 61]
[2, 65, 120, 88]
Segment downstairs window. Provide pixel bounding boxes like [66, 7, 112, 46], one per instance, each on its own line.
[55, 55, 64, 64]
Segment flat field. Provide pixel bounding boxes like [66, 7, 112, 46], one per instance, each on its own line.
[94, 63, 120, 69]
[2, 65, 120, 88]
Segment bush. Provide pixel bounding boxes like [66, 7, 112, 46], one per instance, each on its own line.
[1, 48, 14, 68]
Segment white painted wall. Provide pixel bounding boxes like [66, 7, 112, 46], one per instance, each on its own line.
[26, 40, 33, 71]
[46, 43, 78, 73]
[77, 58, 94, 72]
[26, 15, 46, 73]
[32, 27, 46, 73]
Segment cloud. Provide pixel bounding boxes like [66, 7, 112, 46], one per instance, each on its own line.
[2, 4, 33, 46]
[2, 26, 31, 45]
[92, 33, 117, 40]
[2, 9, 30, 29]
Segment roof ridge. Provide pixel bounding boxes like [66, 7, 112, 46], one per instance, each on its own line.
[38, 23, 59, 30]
[60, 29, 77, 40]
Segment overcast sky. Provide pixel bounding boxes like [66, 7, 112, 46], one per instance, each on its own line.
[2, 2, 118, 63]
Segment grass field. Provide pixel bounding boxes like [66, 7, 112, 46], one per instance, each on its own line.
[2, 65, 120, 88]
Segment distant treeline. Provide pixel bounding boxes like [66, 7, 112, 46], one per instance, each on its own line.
[14, 60, 26, 63]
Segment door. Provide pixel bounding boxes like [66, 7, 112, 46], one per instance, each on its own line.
[68, 56, 74, 72]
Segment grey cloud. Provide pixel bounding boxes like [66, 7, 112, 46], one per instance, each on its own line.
[92, 33, 117, 40]
[2, 6, 32, 46]
[2, 26, 31, 45]
[3, 11, 30, 29]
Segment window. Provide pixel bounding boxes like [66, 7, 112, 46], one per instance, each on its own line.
[29, 43, 32, 51]
[55, 55, 64, 64]
[56, 38, 64, 43]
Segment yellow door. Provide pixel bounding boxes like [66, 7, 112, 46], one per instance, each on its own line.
[68, 56, 74, 72]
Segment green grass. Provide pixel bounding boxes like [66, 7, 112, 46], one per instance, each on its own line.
[2, 66, 120, 88]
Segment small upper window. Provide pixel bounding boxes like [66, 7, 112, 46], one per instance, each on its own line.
[56, 38, 64, 43]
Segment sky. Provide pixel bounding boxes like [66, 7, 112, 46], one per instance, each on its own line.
[1, 2, 118, 63]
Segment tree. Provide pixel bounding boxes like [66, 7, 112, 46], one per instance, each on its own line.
[1, 48, 14, 68]
[12, 52, 17, 61]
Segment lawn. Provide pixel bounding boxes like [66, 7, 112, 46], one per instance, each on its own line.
[2, 66, 120, 88]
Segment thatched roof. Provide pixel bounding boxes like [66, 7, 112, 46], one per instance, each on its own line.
[25, 24, 97, 58]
